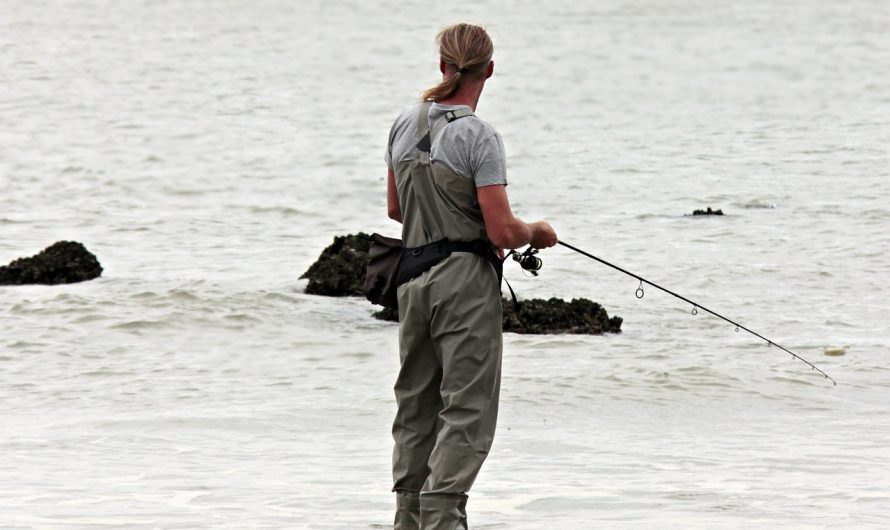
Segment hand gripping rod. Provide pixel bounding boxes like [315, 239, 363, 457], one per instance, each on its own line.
[557, 240, 837, 386]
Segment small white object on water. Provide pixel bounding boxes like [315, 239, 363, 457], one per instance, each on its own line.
[824, 346, 847, 356]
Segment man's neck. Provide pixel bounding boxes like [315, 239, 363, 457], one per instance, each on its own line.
[436, 83, 484, 111]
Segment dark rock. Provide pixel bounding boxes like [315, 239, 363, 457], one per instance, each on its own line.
[374, 297, 622, 335]
[502, 297, 622, 334]
[0, 241, 103, 285]
[373, 307, 399, 322]
[300, 233, 372, 296]
[692, 207, 724, 216]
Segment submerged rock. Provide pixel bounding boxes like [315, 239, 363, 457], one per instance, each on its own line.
[692, 207, 724, 216]
[0, 241, 103, 285]
[374, 297, 622, 335]
[300, 233, 372, 296]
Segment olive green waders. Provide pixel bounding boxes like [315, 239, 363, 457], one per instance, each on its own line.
[391, 102, 503, 530]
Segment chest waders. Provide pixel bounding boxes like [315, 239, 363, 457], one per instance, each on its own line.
[391, 102, 503, 530]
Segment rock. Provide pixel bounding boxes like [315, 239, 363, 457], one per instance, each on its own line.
[374, 297, 622, 335]
[0, 241, 103, 285]
[503, 297, 622, 334]
[300, 233, 372, 296]
[373, 307, 399, 322]
[692, 207, 724, 216]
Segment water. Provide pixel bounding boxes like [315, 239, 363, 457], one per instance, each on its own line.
[2, 0, 889, 528]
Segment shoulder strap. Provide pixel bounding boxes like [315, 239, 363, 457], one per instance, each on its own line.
[429, 107, 474, 142]
[415, 102, 432, 153]
[416, 105, 474, 153]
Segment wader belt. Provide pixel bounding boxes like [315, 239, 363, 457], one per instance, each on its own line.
[395, 238, 521, 311]
[395, 239, 502, 288]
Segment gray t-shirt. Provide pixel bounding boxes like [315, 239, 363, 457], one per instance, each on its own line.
[385, 102, 507, 187]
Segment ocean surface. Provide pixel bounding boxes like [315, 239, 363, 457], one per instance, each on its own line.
[2, 0, 889, 528]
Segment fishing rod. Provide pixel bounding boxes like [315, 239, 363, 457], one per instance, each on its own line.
[511, 242, 837, 385]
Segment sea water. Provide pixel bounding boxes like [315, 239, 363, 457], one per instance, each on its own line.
[2, 0, 889, 528]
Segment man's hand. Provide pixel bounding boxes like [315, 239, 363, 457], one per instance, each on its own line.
[529, 221, 558, 249]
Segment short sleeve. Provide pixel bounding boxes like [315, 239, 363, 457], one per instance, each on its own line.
[472, 132, 508, 187]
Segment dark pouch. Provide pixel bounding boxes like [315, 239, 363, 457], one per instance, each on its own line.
[363, 233, 402, 310]
[395, 239, 453, 287]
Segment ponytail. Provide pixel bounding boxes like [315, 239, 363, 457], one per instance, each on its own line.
[421, 24, 493, 102]
[421, 70, 464, 102]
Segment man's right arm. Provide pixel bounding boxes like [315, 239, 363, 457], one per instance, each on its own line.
[477, 184, 557, 249]
[387, 168, 402, 223]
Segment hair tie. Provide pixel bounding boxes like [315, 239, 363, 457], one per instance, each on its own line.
[456, 67, 467, 74]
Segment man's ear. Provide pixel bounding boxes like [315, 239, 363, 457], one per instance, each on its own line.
[440, 59, 447, 75]
[485, 61, 494, 79]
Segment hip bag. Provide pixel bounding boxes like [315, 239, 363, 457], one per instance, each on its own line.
[364, 235, 501, 311]
[363, 233, 402, 310]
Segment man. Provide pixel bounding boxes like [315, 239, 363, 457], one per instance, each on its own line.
[385, 23, 558, 529]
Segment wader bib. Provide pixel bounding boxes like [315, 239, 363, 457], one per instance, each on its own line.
[391, 102, 503, 530]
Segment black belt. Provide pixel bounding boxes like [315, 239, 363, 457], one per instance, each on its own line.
[395, 238, 502, 287]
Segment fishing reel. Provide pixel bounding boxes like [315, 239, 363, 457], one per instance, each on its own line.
[511, 247, 543, 276]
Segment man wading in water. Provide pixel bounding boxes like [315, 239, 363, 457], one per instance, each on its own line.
[384, 23, 557, 529]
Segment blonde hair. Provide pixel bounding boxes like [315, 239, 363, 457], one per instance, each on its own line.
[421, 23, 494, 102]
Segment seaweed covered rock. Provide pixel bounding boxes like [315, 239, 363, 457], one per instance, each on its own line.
[0, 241, 103, 285]
[300, 233, 372, 296]
[374, 297, 622, 335]
[692, 207, 724, 216]
[504, 297, 622, 334]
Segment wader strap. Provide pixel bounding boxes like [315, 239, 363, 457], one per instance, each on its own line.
[429, 107, 474, 141]
[417, 102, 431, 140]
[415, 102, 432, 154]
[502, 276, 519, 313]
[416, 105, 474, 154]
[445, 107, 475, 121]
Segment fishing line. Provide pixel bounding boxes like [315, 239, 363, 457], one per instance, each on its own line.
[552, 240, 837, 386]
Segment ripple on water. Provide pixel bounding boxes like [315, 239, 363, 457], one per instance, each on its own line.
[71, 313, 111, 324]
[6, 340, 47, 351]
[737, 200, 778, 209]
[223, 313, 261, 323]
[0, 217, 30, 224]
[243, 205, 306, 217]
[109, 319, 174, 331]
[517, 495, 651, 514]
[168, 288, 201, 301]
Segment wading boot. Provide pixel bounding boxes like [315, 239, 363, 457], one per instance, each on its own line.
[394, 490, 421, 530]
[420, 493, 468, 530]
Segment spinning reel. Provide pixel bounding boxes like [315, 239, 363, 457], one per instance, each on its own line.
[511, 247, 543, 276]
